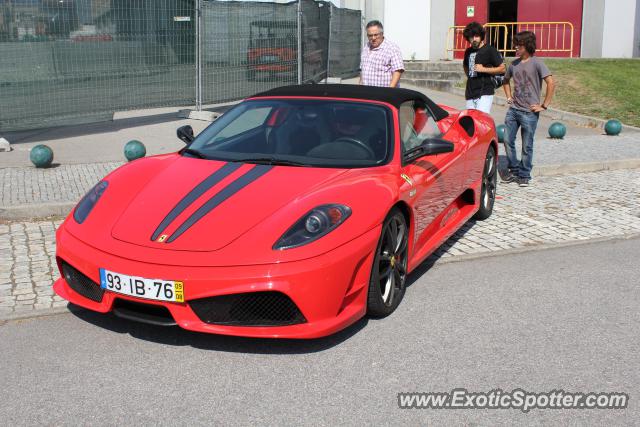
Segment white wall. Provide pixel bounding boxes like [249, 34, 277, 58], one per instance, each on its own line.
[581, 0, 605, 58]
[602, 0, 638, 57]
[383, 0, 430, 60]
[429, 0, 455, 60]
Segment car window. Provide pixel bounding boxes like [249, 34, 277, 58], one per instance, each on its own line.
[214, 107, 272, 140]
[399, 101, 442, 153]
[189, 99, 392, 168]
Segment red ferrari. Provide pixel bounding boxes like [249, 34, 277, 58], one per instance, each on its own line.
[54, 84, 498, 338]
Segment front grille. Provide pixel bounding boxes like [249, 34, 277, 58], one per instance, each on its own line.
[61, 261, 104, 302]
[189, 291, 307, 327]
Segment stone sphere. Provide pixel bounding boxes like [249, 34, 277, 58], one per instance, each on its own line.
[548, 122, 567, 139]
[30, 144, 54, 168]
[124, 140, 146, 161]
[496, 124, 506, 143]
[604, 119, 622, 136]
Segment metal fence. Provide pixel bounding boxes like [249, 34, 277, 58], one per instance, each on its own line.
[0, 0, 361, 132]
[447, 21, 575, 59]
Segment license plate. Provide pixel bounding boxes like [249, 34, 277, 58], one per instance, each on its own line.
[99, 268, 184, 303]
[260, 55, 280, 63]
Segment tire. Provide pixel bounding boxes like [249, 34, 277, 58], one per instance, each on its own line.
[367, 207, 409, 318]
[473, 145, 498, 220]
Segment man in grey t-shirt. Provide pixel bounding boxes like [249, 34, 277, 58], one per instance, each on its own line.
[501, 31, 556, 187]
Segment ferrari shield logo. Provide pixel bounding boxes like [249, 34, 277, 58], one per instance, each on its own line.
[157, 234, 168, 243]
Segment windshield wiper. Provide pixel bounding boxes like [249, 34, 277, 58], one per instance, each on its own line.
[182, 148, 209, 159]
[235, 157, 308, 167]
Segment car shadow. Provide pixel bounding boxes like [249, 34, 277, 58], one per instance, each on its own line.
[67, 303, 368, 354]
[404, 219, 477, 289]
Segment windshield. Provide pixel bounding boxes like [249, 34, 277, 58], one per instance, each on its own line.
[187, 99, 392, 168]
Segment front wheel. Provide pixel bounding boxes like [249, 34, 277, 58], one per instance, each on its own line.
[473, 145, 497, 220]
[367, 207, 409, 318]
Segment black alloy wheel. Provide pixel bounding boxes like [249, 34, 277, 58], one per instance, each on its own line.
[367, 207, 409, 317]
[474, 146, 497, 220]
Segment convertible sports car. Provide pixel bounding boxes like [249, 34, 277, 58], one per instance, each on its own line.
[54, 84, 498, 338]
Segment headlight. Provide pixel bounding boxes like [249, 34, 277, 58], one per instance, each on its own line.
[273, 204, 351, 250]
[73, 180, 108, 224]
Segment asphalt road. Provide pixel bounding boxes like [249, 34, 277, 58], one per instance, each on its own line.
[1, 237, 638, 425]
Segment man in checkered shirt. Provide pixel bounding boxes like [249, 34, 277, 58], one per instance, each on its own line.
[359, 20, 404, 87]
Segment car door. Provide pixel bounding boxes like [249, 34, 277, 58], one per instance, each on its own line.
[398, 100, 466, 254]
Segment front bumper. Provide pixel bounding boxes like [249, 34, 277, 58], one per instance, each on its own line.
[54, 224, 380, 338]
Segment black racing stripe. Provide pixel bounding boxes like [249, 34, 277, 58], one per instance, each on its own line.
[166, 165, 273, 243]
[150, 162, 243, 241]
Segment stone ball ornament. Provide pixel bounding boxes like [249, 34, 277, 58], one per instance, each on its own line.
[30, 144, 54, 168]
[548, 122, 567, 139]
[124, 140, 146, 161]
[496, 124, 506, 143]
[604, 119, 622, 136]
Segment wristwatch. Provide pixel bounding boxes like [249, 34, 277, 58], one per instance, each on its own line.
[542, 104, 548, 110]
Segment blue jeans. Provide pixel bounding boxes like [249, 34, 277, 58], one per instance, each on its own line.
[504, 107, 539, 179]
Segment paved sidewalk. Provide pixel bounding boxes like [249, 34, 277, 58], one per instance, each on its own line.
[2, 168, 640, 320]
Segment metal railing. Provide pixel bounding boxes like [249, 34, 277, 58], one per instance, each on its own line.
[447, 21, 575, 58]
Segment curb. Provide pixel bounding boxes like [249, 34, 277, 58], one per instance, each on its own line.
[3, 233, 639, 323]
[0, 306, 71, 323]
[1, 158, 640, 221]
[0, 202, 75, 221]
[429, 232, 640, 268]
[532, 158, 640, 177]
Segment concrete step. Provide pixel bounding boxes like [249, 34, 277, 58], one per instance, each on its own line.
[403, 69, 465, 81]
[404, 60, 463, 72]
[402, 78, 456, 92]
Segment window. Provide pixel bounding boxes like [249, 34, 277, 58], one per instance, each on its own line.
[399, 101, 442, 153]
[214, 107, 272, 141]
[188, 99, 392, 168]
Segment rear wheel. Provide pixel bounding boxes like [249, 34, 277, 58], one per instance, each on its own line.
[367, 207, 409, 318]
[474, 146, 497, 220]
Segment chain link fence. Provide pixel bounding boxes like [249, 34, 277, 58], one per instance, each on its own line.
[0, 0, 360, 133]
[328, 3, 360, 79]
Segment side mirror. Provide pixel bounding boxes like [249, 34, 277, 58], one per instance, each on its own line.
[177, 125, 194, 144]
[403, 138, 454, 163]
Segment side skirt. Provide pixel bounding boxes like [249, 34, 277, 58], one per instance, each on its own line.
[407, 187, 480, 272]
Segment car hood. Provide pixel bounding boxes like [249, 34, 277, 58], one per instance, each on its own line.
[110, 157, 349, 252]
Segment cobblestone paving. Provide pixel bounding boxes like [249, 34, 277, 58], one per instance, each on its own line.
[1, 168, 639, 319]
[0, 162, 122, 206]
[526, 133, 640, 165]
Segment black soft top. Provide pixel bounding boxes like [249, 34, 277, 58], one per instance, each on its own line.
[251, 84, 450, 121]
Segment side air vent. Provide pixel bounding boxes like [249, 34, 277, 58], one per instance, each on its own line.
[459, 116, 475, 137]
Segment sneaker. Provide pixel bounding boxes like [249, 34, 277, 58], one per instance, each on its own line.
[518, 177, 530, 187]
[499, 169, 518, 183]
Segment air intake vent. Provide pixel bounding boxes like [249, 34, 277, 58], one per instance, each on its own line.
[61, 261, 104, 302]
[190, 291, 306, 326]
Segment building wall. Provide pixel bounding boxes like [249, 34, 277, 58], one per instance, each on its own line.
[633, 0, 640, 57]
[581, 0, 605, 58]
[430, 0, 455, 60]
[516, 0, 583, 57]
[384, 0, 430, 60]
[602, 0, 638, 57]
